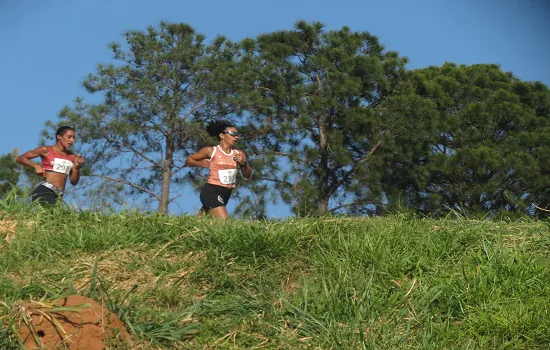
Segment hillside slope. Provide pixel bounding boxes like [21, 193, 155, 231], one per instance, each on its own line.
[1, 204, 549, 349]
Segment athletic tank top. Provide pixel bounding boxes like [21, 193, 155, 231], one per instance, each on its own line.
[41, 146, 74, 176]
[207, 146, 239, 188]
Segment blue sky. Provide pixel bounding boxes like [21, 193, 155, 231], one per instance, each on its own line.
[1, 0, 549, 217]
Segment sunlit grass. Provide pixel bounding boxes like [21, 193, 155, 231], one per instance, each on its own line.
[1, 197, 549, 348]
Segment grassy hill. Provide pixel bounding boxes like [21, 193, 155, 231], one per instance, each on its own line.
[1, 200, 549, 349]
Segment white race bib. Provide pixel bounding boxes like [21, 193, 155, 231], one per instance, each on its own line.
[218, 169, 238, 185]
[52, 158, 73, 175]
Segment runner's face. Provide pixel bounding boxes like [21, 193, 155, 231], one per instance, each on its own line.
[57, 130, 76, 149]
[221, 128, 239, 147]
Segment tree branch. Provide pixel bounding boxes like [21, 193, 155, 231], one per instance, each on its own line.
[171, 164, 187, 176]
[328, 200, 375, 213]
[534, 204, 550, 213]
[103, 133, 159, 166]
[169, 193, 183, 203]
[368, 95, 386, 109]
[180, 100, 206, 120]
[328, 141, 381, 195]
[88, 174, 160, 200]
[256, 86, 272, 92]
[252, 149, 311, 167]
[256, 176, 293, 187]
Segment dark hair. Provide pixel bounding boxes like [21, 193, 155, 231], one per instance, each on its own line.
[56, 126, 75, 137]
[206, 120, 234, 138]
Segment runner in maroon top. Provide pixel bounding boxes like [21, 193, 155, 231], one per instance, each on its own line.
[16, 126, 84, 204]
[186, 121, 252, 219]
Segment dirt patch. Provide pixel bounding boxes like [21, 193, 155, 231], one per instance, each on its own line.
[17, 295, 134, 349]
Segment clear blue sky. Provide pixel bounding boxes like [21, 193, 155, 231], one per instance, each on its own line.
[1, 0, 549, 217]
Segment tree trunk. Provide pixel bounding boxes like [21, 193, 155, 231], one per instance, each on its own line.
[318, 195, 329, 215]
[318, 115, 329, 215]
[159, 126, 173, 214]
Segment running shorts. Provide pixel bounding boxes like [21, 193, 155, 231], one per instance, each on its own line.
[200, 183, 233, 211]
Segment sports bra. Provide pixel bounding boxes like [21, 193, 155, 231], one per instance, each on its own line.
[41, 146, 74, 175]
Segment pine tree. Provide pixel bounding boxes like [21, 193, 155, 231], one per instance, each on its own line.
[238, 21, 414, 215]
[49, 22, 245, 214]
[406, 63, 550, 216]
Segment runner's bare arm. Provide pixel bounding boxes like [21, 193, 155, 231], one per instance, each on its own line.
[70, 154, 84, 185]
[235, 151, 252, 179]
[185, 147, 213, 168]
[16, 146, 49, 177]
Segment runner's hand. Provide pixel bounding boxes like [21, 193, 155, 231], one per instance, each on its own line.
[35, 166, 45, 177]
[74, 154, 84, 169]
[233, 153, 246, 165]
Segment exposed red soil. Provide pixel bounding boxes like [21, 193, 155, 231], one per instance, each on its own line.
[18, 295, 134, 349]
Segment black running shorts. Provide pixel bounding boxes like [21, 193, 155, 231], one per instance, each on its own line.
[30, 184, 61, 205]
[200, 183, 233, 211]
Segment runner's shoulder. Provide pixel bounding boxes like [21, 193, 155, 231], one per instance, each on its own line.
[36, 146, 50, 155]
[201, 146, 215, 157]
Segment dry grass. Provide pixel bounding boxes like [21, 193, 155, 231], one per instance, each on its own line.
[0, 219, 35, 247]
[0, 220, 18, 247]
[67, 249, 206, 295]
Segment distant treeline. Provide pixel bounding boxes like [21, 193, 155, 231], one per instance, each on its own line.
[3, 21, 549, 218]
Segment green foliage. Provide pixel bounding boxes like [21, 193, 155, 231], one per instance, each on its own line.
[0, 152, 40, 200]
[398, 63, 550, 216]
[32, 20, 549, 219]
[237, 21, 419, 216]
[47, 21, 246, 214]
[0, 153, 20, 198]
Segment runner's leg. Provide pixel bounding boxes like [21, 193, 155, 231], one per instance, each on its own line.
[211, 206, 229, 219]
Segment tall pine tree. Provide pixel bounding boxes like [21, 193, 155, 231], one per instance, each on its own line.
[50, 22, 244, 214]
[238, 21, 419, 215]
[405, 63, 550, 216]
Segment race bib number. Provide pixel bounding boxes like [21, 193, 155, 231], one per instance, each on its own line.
[218, 169, 238, 185]
[52, 158, 73, 175]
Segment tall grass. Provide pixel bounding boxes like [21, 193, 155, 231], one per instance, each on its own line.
[1, 198, 549, 349]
